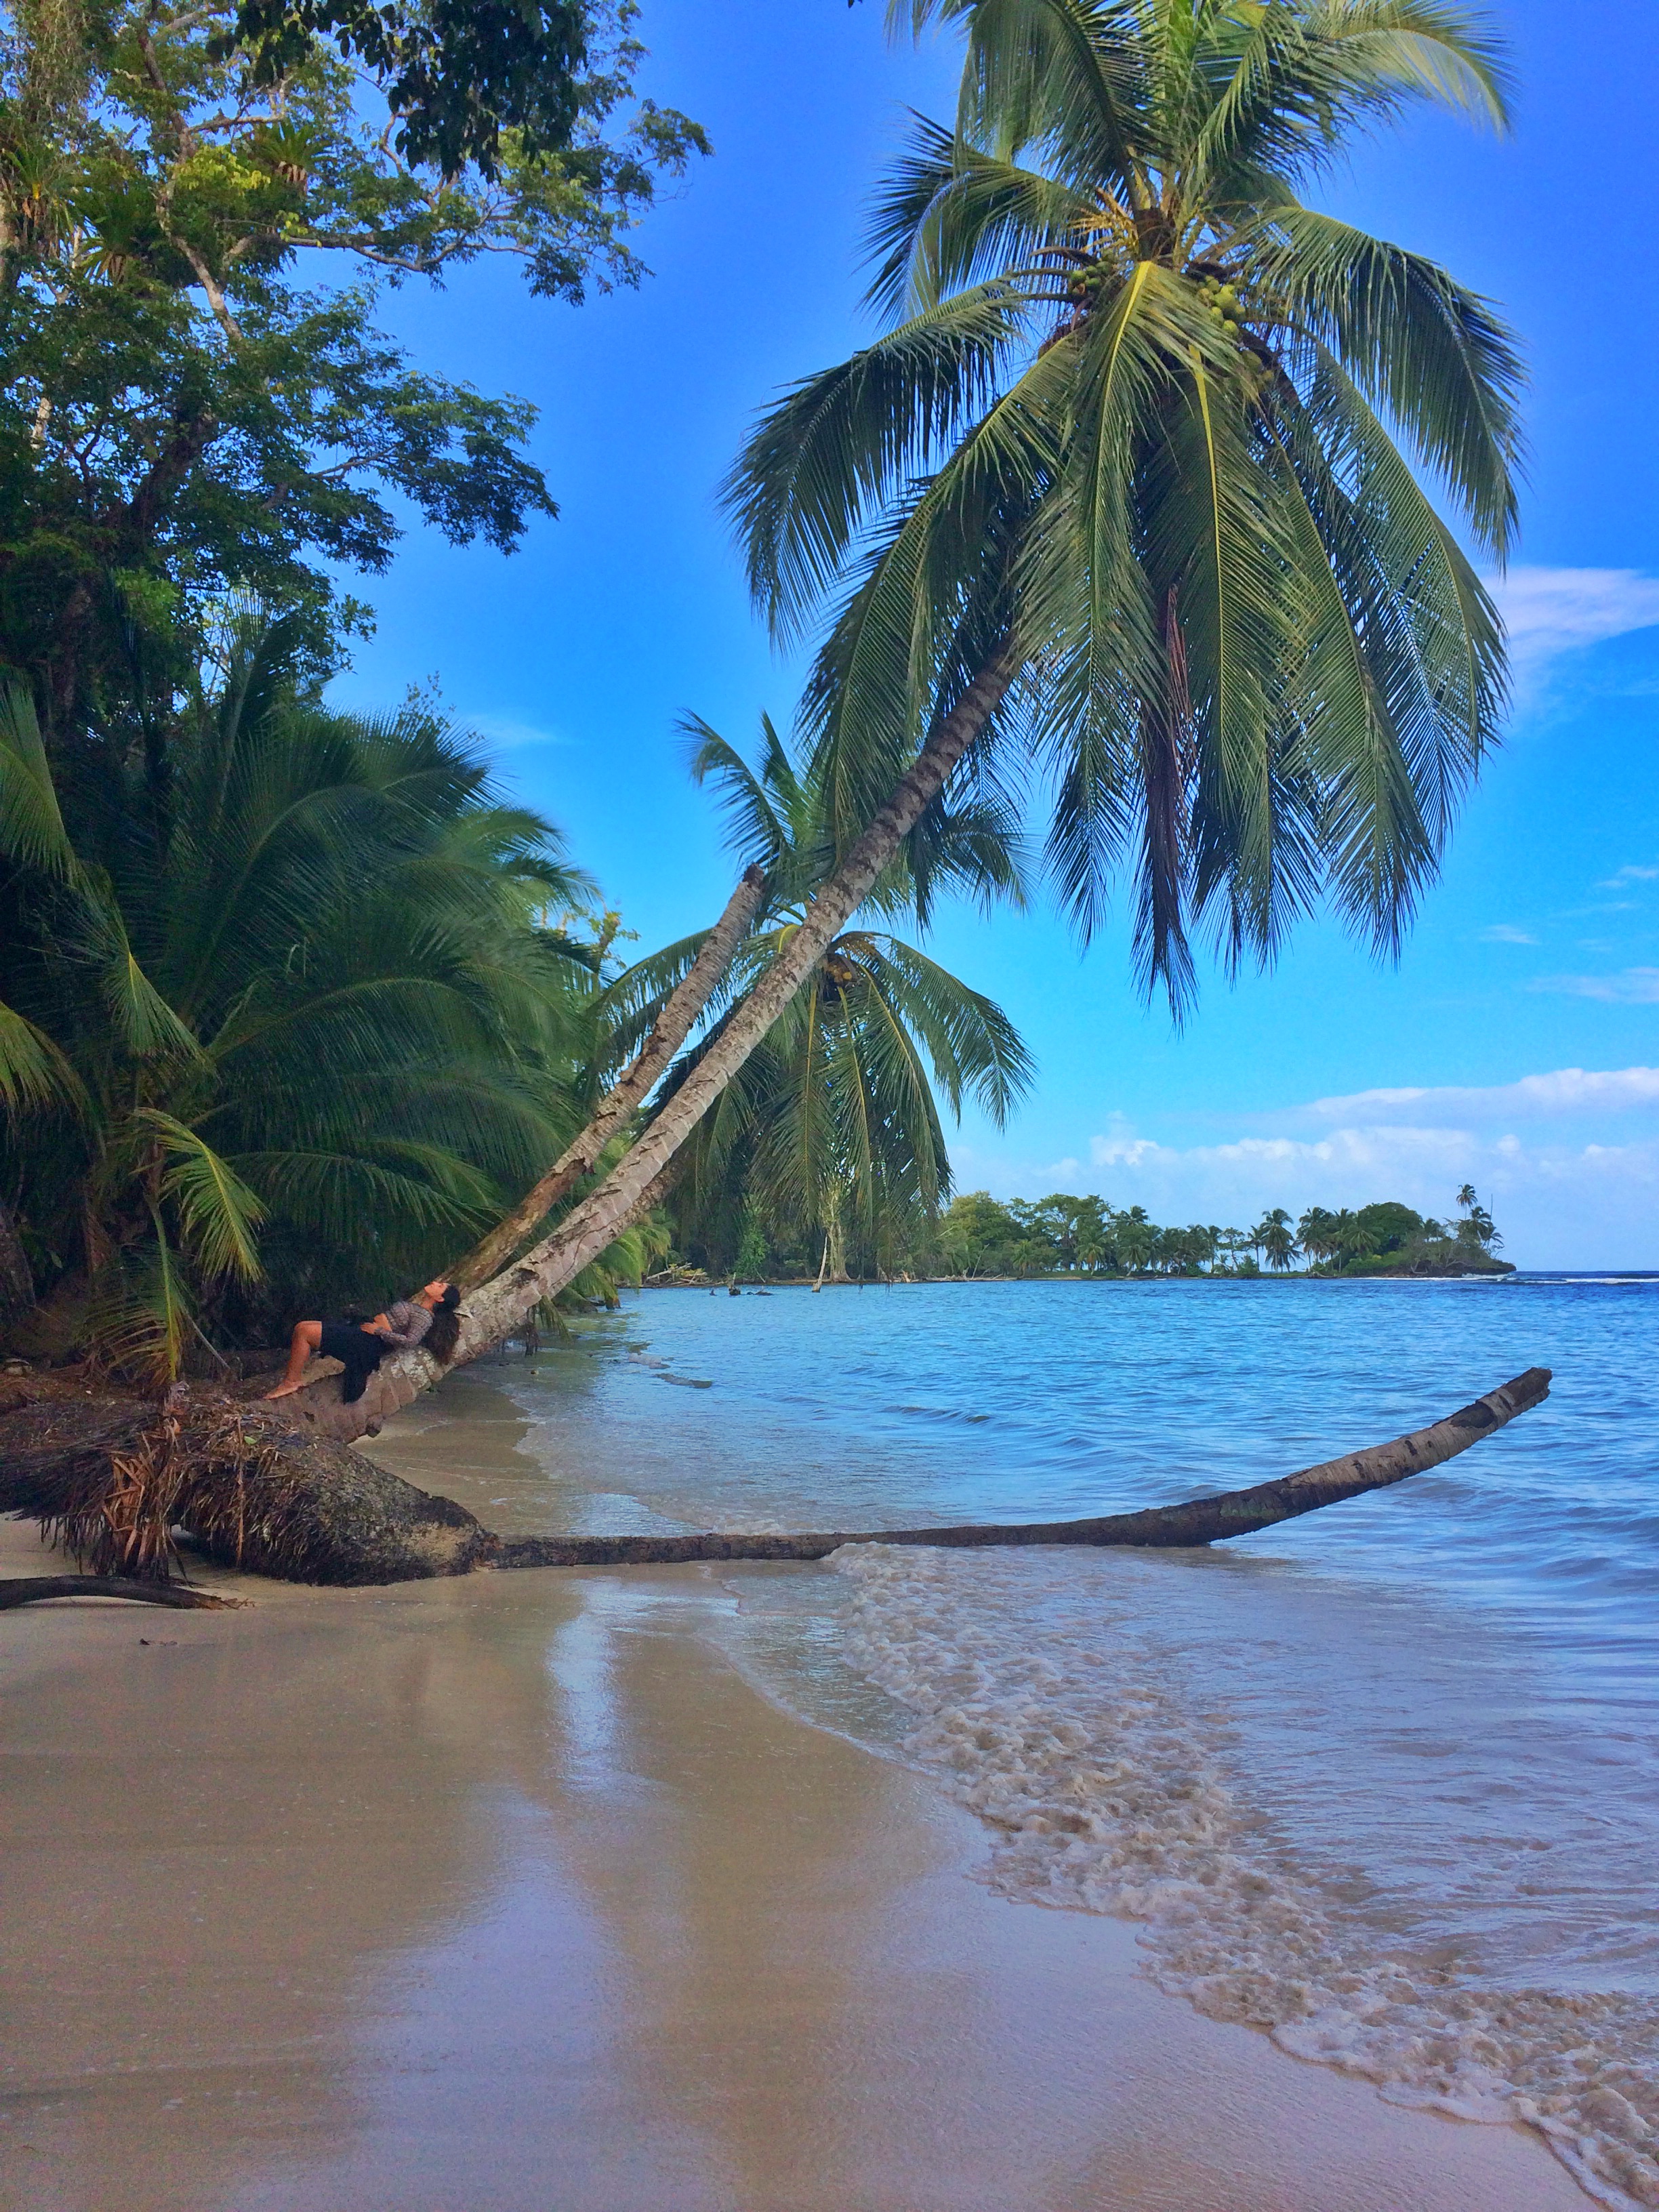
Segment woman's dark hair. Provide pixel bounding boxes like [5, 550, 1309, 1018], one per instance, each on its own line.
[426, 1282, 462, 1362]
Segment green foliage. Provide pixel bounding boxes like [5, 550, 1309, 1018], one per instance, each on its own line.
[0, 613, 629, 1378]
[875, 1182, 1508, 1280]
[727, 0, 1521, 1016]
[0, 0, 707, 719]
[732, 1199, 769, 1283]
[647, 711, 1032, 1279]
[232, 0, 590, 180]
[1250, 1205, 1296, 1269]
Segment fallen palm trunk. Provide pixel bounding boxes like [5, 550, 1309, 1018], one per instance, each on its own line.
[0, 1576, 233, 1610]
[1, 1368, 1548, 1587]
[494, 1365, 1551, 1564]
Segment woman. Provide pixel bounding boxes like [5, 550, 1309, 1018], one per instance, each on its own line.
[264, 1278, 462, 1401]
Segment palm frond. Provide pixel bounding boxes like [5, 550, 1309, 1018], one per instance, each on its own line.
[0, 680, 75, 878]
[135, 1111, 266, 1282]
[724, 281, 1028, 638]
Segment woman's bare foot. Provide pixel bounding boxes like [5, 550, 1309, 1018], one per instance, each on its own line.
[264, 1378, 305, 1399]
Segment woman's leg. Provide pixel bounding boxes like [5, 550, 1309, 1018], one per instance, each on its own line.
[265, 1320, 323, 1398]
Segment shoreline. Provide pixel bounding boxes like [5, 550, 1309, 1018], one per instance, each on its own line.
[1, 1378, 1591, 2211]
[644, 1263, 1516, 1288]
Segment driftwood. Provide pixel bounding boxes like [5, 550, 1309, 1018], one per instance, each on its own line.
[1, 1368, 1549, 1589]
[0, 1576, 234, 1610]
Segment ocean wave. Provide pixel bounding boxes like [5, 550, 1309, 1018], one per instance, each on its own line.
[833, 1542, 1659, 2211]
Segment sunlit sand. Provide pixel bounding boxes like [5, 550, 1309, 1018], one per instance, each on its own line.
[0, 1380, 1589, 2212]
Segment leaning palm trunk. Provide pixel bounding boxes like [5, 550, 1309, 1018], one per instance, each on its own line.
[453, 661, 1017, 1327]
[283, 655, 1017, 1441]
[453, 864, 767, 1291]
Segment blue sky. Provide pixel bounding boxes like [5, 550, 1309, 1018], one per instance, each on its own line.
[332, 1, 1659, 1266]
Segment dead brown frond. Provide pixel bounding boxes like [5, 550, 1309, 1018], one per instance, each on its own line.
[39, 1397, 189, 1580]
[168, 1408, 335, 1580]
[36, 1397, 300, 1582]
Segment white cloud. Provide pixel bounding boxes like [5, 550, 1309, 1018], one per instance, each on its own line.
[1530, 969, 1659, 1004]
[1490, 566, 1659, 686]
[465, 712, 568, 751]
[961, 1065, 1659, 1263]
[1309, 1065, 1659, 1121]
[1599, 865, 1659, 888]
[1477, 923, 1538, 945]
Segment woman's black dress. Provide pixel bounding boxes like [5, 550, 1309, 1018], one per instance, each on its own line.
[316, 1321, 386, 1403]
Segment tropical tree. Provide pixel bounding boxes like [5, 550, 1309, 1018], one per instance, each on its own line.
[1074, 1204, 1110, 1271]
[0, 0, 706, 721]
[1451, 1181, 1499, 1249]
[1116, 1204, 1155, 1273]
[451, 0, 1524, 1367]
[1296, 1204, 1338, 1269]
[1253, 1205, 1297, 1269]
[1457, 1198, 1500, 1251]
[652, 712, 1033, 1279]
[937, 1188, 1023, 1275]
[0, 615, 619, 1378]
[1328, 1207, 1376, 1268]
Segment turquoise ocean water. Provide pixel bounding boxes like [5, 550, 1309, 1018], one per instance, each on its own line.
[488, 1276, 1659, 2209]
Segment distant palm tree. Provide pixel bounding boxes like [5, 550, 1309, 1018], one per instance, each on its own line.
[651, 714, 1033, 1273]
[1076, 1211, 1109, 1271]
[1297, 1204, 1338, 1269]
[1118, 1206, 1155, 1274]
[1328, 1208, 1378, 1268]
[1254, 1206, 1298, 1270]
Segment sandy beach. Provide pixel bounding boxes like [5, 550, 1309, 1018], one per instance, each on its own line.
[1, 1376, 1590, 2212]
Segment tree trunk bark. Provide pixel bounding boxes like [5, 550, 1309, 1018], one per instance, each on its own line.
[279, 649, 1019, 1442]
[0, 1393, 498, 1584]
[453, 865, 767, 1291]
[0, 1576, 233, 1610]
[0, 1200, 34, 1324]
[458, 1364, 1556, 1566]
[0, 1368, 1548, 1586]
[451, 654, 1019, 1347]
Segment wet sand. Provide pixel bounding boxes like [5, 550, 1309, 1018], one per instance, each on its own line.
[0, 1378, 1589, 2211]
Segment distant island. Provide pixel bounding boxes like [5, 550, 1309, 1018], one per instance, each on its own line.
[666, 1186, 1513, 1286]
[926, 1187, 1512, 1281]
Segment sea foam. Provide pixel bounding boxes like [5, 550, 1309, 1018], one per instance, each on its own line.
[834, 1542, 1659, 2211]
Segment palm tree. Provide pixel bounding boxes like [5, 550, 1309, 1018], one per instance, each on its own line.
[647, 714, 1033, 1278]
[1253, 1206, 1297, 1269]
[1328, 1207, 1376, 1269]
[1075, 1209, 1109, 1271]
[1117, 1206, 1155, 1273]
[1296, 1204, 1338, 1269]
[0, 620, 608, 1380]
[458, 0, 1522, 1357]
